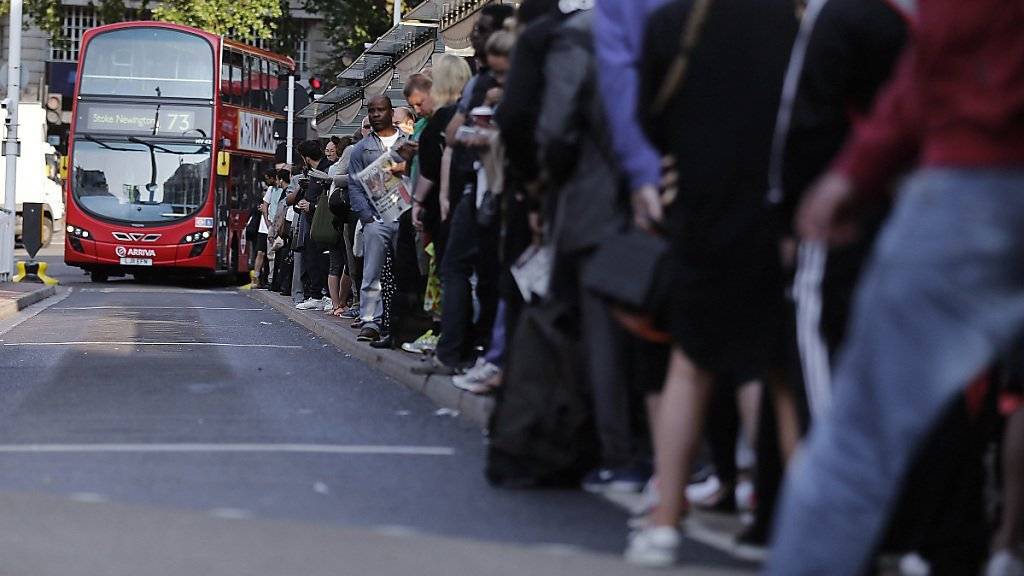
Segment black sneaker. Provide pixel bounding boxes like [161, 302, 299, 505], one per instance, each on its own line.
[732, 523, 769, 563]
[357, 326, 380, 342]
[411, 356, 461, 376]
[370, 335, 393, 349]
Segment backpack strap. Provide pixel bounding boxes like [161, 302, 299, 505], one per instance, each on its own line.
[650, 0, 715, 117]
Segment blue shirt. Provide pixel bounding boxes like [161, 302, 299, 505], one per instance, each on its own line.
[346, 131, 408, 223]
[594, 0, 674, 192]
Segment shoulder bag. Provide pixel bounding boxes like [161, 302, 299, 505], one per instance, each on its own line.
[310, 192, 340, 245]
[581, 0, 713, 343]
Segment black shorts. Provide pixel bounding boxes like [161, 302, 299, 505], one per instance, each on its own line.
[329, 244, 345, 276]
[254, 232, 268, 254]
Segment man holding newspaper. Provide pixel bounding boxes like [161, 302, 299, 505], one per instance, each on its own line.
[347, 95, 418, 343]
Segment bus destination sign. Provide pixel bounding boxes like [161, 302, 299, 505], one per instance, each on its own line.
[80, 104, 210, 136]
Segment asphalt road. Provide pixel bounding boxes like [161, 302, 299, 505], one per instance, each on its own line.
[1, 235, 753, 575]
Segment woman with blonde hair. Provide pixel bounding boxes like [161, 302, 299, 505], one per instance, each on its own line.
[398, 53, 472, 355]
[428, 54, 473, 113]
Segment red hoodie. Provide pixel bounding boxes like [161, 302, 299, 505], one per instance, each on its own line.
[835, 0, 1024, 193]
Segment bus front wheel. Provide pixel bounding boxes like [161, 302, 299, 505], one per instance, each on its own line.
[41, 216, 53, 248]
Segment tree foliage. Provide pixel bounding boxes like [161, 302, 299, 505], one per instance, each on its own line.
[302, 0, 408, 79]
[2, 0, 405, 82]
[1, 0, 152, 50]
[2, 0, 281, 50]
[153, 0, 282, 39]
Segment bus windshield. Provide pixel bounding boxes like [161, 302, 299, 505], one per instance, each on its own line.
[80, 27, 214, 99]
[72, 137, 211, 224]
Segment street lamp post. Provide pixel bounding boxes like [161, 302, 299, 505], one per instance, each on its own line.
[394, 0, 402, 26]
[0, 0, 23, 282]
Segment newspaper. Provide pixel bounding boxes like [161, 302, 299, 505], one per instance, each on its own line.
[355, 153, 412, 223]
[510, 244, 553, 303]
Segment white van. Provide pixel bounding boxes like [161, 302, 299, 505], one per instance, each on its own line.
[0, 103, 65, 247]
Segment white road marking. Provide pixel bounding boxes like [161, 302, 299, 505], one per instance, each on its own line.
[68, 492, 110, 504]
[0, 444, 456, 456]
[683, 516, 743, 556]
[209, 507, 254, 520]
[1, 341, 302, 349]
[55, 306, 263, 311]
[373, 525, 420, 537]
[534, 544, 585, 557]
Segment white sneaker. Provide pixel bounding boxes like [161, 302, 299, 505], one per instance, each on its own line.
[323, 299, 335, 312]
[686, 474, 723, 505]
[295, 298, 321, 310]
[898, 552, 931, 576]
[625, 526, 680, 568]
[451, 358, 501, 394]
[986, 550, 1024, 576]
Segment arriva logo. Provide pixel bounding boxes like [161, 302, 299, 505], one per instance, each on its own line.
[115, 246, 156, 257]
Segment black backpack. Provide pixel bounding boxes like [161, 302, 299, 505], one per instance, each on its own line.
[245, 206, 261, 238]
[485, 302, 601, 488]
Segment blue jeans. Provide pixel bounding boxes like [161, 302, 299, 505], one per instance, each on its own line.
[766, 168, 1024, 576]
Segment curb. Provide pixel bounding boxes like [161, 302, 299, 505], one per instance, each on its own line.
[247, 290, 495, 429]
[0, 284, 57, 321]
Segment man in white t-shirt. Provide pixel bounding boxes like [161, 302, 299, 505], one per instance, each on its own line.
[252, 170, 276, 288]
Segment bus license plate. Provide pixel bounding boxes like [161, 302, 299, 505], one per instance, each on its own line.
[120, 257, 153, 266]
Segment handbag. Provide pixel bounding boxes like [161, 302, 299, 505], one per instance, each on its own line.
[581, 230, 673, 343]
[244, 207, 261, 239]
[292, 211, 307, 252]
[582, 0, 713, 343]
[327, 187, 349, 232]
[310, 195, 340, 245]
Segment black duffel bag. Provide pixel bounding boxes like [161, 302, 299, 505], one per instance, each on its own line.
[485, 301, 600, 488]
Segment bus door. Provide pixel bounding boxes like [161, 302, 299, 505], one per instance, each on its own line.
[215, 173, 230, 270]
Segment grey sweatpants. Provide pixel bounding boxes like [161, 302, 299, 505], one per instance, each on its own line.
[766, 168, 1024, 576]
[358, 219, 400, 330]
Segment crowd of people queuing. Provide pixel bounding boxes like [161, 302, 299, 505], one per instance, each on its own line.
[246, 0, 1024, 572]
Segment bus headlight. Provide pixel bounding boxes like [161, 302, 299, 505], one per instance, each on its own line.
[68, 226, 93, 239]
[180, 231, 209, 244]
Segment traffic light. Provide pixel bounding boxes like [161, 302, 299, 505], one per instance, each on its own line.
[307, 76, 326, 100]
[45, 93, 62, 126]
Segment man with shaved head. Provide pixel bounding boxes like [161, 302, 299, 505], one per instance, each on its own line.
[346, 95, 412, 343]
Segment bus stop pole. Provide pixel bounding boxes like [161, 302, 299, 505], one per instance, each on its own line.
[0, 0, 23, 282]
[394, 0, 402, 26]
[286, 75, 294, 168]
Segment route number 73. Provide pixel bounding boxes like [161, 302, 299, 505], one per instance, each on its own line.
[166, 113, 192, 131]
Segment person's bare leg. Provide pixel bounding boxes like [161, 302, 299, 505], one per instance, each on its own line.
[646, 394, 662, 437]
[737, 380, 763, 451]
[328, 274, 341, 310]
[253, 252, 266, 286]
[651, 347, 714, 527]
[340, 273, 353, 307]
[770, 372, 802, 464]
[993, 406, 1024, 553]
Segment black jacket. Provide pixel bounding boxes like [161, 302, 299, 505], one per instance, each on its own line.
[495, 13, 564, 182]
[536, 10, 626, 254]
[777, 0, 908, 226]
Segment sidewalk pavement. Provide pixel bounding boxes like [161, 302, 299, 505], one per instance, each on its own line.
[247, 290, 761, 569]
[247, 289, 495, 429]
[0, 282, 57, 321]
[3, 491, 752, 576]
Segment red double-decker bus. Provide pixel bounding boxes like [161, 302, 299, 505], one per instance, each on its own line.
[63, 21, 294, 282]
